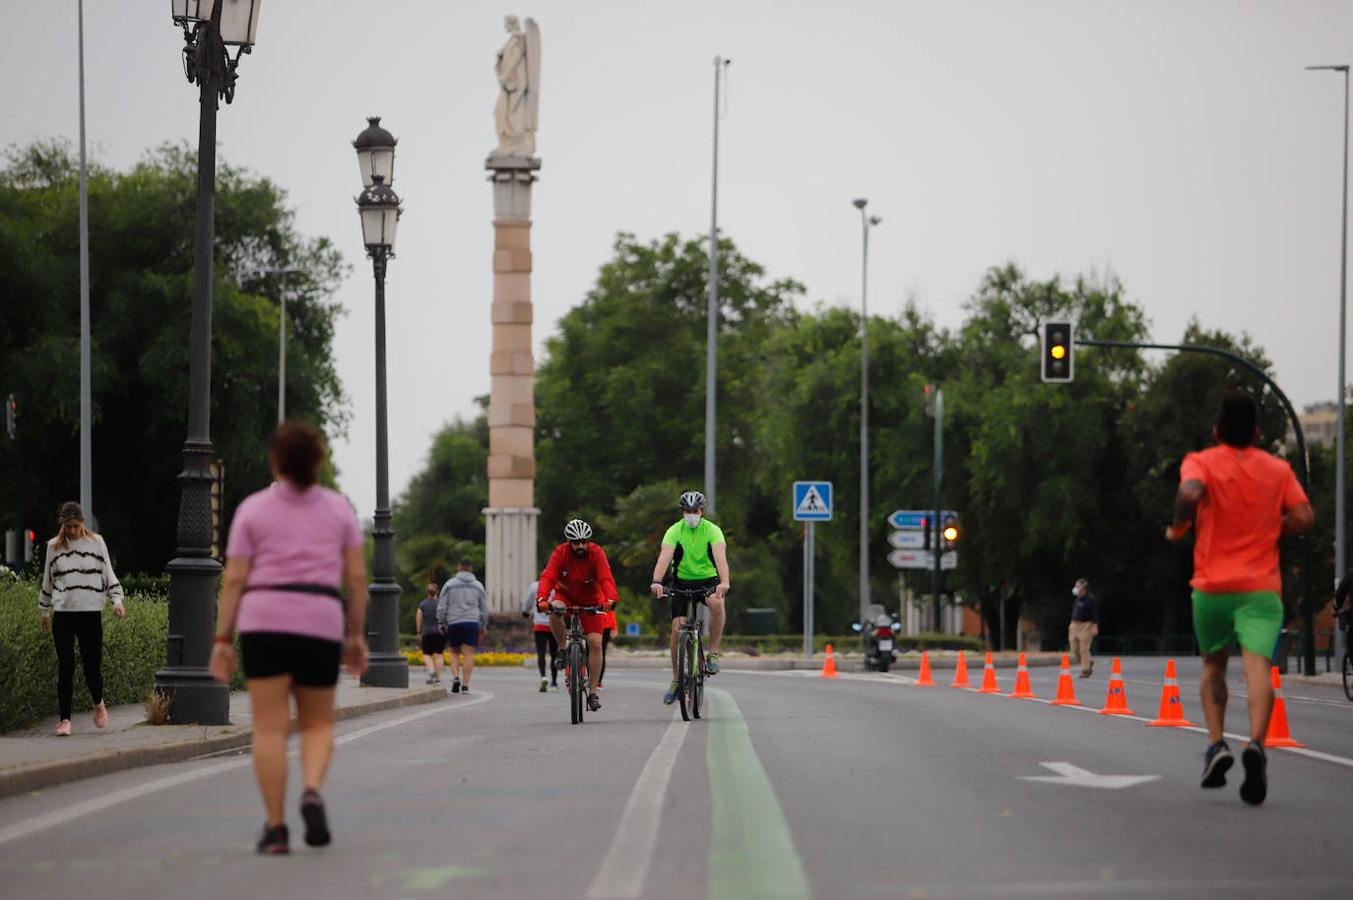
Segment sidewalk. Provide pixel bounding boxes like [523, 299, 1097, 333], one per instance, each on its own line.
[0, 675, 445, 800]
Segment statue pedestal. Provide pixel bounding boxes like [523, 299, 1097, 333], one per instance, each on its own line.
[484, 155, 541, 612]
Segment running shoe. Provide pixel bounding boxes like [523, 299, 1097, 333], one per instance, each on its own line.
[451, 680, 461, 694]
[460, 686, 470, 695]
[1240, 741, 1267, 805]
[300, 789, 331, 847]
[539, 678, 548, 692]
[256, 823, 290, 855]
[56, 719, 71, 736]
[587, 693, 602, 712]
[425, 674, 437, 685]
[704, 652, 721, 675]
[93, 701, 108, 729]
[663, 681, 679, 705]
[1200, 740, 1233, 788]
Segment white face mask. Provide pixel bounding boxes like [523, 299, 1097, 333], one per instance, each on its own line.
[684, 513, 702, 529]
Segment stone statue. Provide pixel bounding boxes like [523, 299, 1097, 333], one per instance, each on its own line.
[492, 15, 541, 159]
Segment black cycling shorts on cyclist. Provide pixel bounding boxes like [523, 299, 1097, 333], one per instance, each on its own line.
[650, 491, 730, 701]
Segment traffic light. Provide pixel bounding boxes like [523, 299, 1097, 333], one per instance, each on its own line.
[941, 514, 960, 550]
[1041, 321, 1074, 383]
[922, 384, 936, 418]
[23, 529, 34, 564]
[5, 393, 14, 439]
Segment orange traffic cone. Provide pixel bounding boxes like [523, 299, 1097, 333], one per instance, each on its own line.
[950, 650, 971, 688]
[1051, 654, 1080, 706]
[1099, 657, 1134, 715]
[1008, 652, 1037, 699]
[1263, 666, 1305, 748]
[820, 644, 838, 679]
[978, 652, 1001, 693]
[1146, 659, 1194, 727]
[916, 650, 935, 686]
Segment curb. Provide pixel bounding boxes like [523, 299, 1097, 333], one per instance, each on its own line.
[602, 653, 1062, 672]
[0, 686, 446, 800]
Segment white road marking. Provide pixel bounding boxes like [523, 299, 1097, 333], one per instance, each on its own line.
[1020, 761, 1160, 789]
[585, 711, 688, 900]
[0, 691, 493, 848]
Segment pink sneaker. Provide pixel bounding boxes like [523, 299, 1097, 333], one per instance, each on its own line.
[56, 719, 72, 736]
[93, 702, 108, 729]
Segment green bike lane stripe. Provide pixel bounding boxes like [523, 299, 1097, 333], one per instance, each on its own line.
[706, 688, 812, 900]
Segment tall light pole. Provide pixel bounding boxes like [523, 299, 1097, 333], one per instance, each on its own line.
[240, 267, 306, 423]
[156, 0, 262, 725]
[353, 117, 406, 688]
[706, 55, 729, 518]
[852, 198, 881, 625]
[1309, 64, 1350, 611]
[77, 0, 92, 525]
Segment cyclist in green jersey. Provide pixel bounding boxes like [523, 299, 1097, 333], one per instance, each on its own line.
[649, 490, 730, 704]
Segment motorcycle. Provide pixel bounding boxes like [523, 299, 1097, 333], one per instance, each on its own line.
[852, 612, 901, 672]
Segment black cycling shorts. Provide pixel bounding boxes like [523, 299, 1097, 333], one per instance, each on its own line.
[239, 632, 342, 687]
[669, 577, 720, 620]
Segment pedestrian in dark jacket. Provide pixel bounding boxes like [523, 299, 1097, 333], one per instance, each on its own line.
[1068, 578, 1098, 678]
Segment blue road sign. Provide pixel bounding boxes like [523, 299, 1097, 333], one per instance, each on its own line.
[793, 481, 833, 521]
[625, 622, 640, 637]
[888, 509, 957, 529]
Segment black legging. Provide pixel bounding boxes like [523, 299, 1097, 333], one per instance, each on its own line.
[534, 630, 558, 682]
[600, 628, 612, 685]
[53, 611, 103, 720]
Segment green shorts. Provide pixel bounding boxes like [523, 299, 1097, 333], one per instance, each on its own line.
[1191, 589, 1283, 657]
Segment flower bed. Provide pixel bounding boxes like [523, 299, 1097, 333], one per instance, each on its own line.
[402, 650, 528, 667]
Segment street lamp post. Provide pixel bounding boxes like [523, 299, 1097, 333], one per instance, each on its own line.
[156, 0, 263, 725]
[852, 198, 881, 626]
[353, 117, 406, 688]
[1308, 65, 1350, 628]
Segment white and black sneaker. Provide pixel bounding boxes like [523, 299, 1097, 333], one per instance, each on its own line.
[450, 679, 461, 694]
[1200, 740, 1233, 788]
[1240, 741, 1267, 805]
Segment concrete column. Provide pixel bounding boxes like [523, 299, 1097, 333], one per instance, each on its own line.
[483, 155, 541, 612]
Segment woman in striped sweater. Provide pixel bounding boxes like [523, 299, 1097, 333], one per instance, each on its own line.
[38, 501, 125, 736]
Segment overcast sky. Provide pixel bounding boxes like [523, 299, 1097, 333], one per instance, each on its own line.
[6, 1, 1352, 519]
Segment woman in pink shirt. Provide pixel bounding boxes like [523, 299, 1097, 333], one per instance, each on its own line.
[208, 422, 369, 855]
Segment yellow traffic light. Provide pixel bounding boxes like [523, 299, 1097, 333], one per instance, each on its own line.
[1050, 344, 1066, 360]
[943, 524, 959, 542]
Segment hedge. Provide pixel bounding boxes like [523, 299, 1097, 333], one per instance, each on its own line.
[0, 577, 242, 733]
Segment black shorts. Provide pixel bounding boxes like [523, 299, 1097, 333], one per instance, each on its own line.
[421, 632, 447, 655]
[239, 632, 342, 687]
[669, 577, 720, 620]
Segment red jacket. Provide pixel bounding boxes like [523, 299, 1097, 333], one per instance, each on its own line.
[537, 542, 619, 607]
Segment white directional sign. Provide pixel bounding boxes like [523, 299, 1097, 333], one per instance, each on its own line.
[1020, 762, 1160, 790]
[792, 481, 832, 521]
[888, 531, 926, 549]
[888, 549, 956, 570]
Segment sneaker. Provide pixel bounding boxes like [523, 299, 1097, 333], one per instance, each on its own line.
[552, 681, 560, 691]
[93, 701, 108, 729]
[587, 693, 602, 712]
[56, 719, 72, 736]
[1240, 742, 1267, 805]
[1200, 740, 1233, 788]
[425, 674, 436, 685]
[300, 789, 331, 847]
[256, 823, 290, 855]
[451, 680, 461, 694]
[662, 681, 679, 705]
[704, 652, 721, 675]
[539, 678, 549, 693]
[460, 686, 469, 695]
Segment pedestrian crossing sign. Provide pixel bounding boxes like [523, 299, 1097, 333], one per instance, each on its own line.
[792, 481, 833, 521]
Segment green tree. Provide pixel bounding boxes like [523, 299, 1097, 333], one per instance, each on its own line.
[0, 140, 348, 573]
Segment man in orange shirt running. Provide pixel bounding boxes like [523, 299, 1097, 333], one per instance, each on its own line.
[1167, 391, 1313, 805]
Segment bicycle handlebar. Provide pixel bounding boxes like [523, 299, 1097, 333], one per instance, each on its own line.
[547, 605, 608, 615]
[661, 586, 717, 599]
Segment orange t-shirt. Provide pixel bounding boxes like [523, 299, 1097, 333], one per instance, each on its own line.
[1179, 444, 1308, 593]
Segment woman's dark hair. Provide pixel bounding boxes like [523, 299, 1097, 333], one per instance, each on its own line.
[269, 421, 325, 487]
[1216, 390, 1259, 448]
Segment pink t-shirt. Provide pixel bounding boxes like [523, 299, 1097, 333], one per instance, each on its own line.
[227, 481, 364, 642]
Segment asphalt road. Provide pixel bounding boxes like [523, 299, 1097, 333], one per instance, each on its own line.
[1, 659, 1350, 900]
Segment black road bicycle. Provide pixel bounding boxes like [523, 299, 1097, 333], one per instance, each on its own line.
[551, 605, 604, 724]
[667, 586, 716, 722]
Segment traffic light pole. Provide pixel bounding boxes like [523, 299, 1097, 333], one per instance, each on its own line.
[932, 387, 944, 632]
[1080, 338, 1316, 676]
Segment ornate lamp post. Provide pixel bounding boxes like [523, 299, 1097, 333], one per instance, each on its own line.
[353, 118, 407, 687]
[155, 0, 262, 725]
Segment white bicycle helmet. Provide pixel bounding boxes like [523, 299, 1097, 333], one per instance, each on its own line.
[563, 518, 593, 541]
[679, 490, 706, 511]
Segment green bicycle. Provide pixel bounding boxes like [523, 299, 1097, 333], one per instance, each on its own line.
[668, 586, 715, 722]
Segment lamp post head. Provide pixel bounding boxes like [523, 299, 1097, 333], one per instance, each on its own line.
[171, 0, 262, 46]
[354, 116, 398, 188]
[356, 174, 402, 256]
[1306, 64, 1350, 72]
[852, 198, 867, 210]
[869, 215, 882, 226]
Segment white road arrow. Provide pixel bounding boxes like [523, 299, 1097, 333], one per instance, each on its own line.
[1020, 762, 1160, 789]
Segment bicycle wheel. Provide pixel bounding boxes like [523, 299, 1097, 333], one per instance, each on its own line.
[677, 631, 692, 722]
[1343, 651, 1353, 702]
[569, 642, 585, 724]
[692, 640, 704, 719]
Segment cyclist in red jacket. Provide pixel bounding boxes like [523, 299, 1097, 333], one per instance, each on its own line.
[536, 519, 618, 712]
